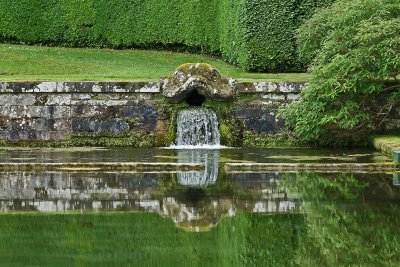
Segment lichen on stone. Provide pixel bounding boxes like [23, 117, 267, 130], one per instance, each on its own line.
[161, 63, 237, 103]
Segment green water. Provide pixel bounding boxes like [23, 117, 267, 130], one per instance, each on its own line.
[0, 147, 389, 163]
[0, 213, 304, 267]
[0, 148, 398, 266]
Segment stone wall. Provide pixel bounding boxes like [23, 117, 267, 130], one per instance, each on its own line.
[0, 81, 304, 146]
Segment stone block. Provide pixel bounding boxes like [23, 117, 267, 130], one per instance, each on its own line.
[262, 94, 285, 101]
[71, 118, 129, 134]
[5, 106, 70, 119]
[0, 82, 9, 92]
[29, 118, 70, 132]
[5, 125, 49, 140]
[278, 82, 307, 93]
[48, 130, 70, 140]
[235, 108, 285, 134]
[0, 95, 36, 106]
[46, 95, 72, 106]
[286, 94, 301, 101]
[235, 109, 267, 119]
[71, 94, 92, 100]
[120, 106, 157, 118]
[34, 82, 58, 93]
[254, 82, 278, 93]
[137, 82, 160, 93]
[235, 82, 256, 93]
[243, 116, 285, 134]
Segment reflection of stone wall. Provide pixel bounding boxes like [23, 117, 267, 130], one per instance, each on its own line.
[0, 172, 300, 217]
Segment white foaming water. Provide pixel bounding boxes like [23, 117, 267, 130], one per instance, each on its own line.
[175, 108, 221, 147]
[166, 144, 228, 150]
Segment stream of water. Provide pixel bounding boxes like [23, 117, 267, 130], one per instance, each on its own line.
[172, 108, 223, 149]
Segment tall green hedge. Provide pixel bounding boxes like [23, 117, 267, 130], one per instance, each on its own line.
[0, 0, 334, 72]
[241, 0, 335, 72]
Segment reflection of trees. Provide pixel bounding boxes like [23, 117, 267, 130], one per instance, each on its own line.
[281, 173, 400, 266]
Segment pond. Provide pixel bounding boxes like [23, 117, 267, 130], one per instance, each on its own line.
[0, 147, 398, 266]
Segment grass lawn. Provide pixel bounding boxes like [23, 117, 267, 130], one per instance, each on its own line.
[0, 44, 310, 82]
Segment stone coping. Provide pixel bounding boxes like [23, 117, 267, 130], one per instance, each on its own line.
[224, 162, 399, 174]
[0, 162, 397, 174]
[0, 81, 306, 94]
[0, 162, 204, 172]
[372, 136, 400, 161]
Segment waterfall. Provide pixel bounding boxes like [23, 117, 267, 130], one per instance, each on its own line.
[171, 107, 222, 187]
[175, 108, 221, 148]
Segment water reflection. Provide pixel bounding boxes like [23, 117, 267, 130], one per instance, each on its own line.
[1, 170, 400, 265]
[394, 174, 400, 186]
[176, 149, 220, 187]
[0, 171, 300, 231]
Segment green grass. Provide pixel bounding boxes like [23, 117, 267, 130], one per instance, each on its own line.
[0, 44, 311, 82]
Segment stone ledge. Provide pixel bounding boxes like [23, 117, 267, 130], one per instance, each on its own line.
[0, 162, 204, 172]
[236, 81, 307, 94]
[0, 81, 305, 95]
[224, 162, 399, 174]
[372, 136, 400, 160]
[0, 81, 161, 93]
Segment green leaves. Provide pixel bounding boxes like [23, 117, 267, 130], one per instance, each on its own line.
[283, 0, 400, 144]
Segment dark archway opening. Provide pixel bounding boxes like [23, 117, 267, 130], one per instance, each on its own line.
[186, 90, 205, 106]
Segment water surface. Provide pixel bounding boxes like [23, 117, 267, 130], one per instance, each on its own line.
[0, 148, 398, 266]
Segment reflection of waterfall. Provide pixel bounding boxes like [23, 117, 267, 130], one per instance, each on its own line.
[175, 108, 221, 147]
[177, 150, 219, 187]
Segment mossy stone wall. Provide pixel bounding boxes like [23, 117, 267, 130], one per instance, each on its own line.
[0, 81, 304, 147]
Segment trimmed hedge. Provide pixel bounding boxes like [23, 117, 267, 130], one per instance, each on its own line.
[241, 0, 335, 72]
[0, 0, 334, 72]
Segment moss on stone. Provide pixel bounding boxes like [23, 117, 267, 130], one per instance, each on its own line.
[162, 116, 176, 146]
[175, 63, 217, 78]
[219, 123, 232, 146]
[203, 99, 243, 146]
[371, 135, 400, 157]
[242, 131, 302, 148]
[0, 135, 157, 148]
[91, 94, 110, 101]
[153, 96, 189, 146]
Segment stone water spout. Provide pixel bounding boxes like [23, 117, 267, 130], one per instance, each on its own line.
[161, 63, 237, 103]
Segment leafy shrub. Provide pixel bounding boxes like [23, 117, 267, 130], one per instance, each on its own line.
[282, 0, 400, 145]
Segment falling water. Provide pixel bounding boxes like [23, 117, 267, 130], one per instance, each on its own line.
[172, 107, 222, 187]
[175, 108, 221, 147]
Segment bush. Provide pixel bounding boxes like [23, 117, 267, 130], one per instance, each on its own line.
[0, 0, 333, 72]
[282, 0, 400, 145]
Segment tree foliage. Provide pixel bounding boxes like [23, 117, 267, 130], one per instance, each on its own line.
[282, 0, 400, 144]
